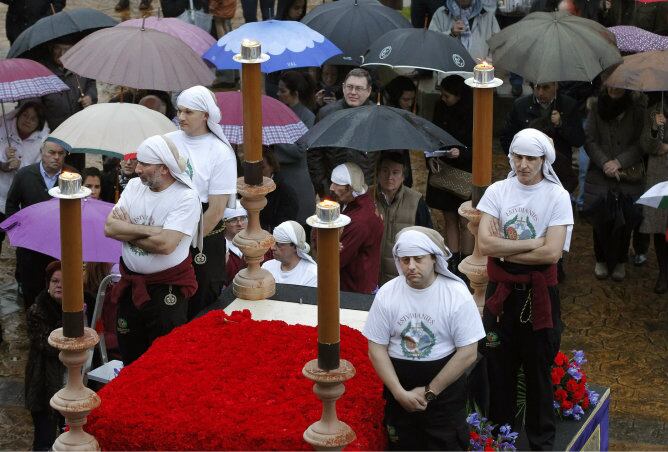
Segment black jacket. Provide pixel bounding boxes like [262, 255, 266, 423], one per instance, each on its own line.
[2, 0, 66, 44]
[500, 93, 585, 192]
[5, 163, 51, 217]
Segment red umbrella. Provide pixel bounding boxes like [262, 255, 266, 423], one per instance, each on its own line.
[215, 91, 308, 145]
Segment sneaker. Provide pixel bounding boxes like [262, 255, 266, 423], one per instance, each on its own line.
[114, 0, 130, 11]
[594, 262, 608, 279]
[611, 264, 626, 282]
[139, 0, 153, 9]
[633, 253, 647, 266]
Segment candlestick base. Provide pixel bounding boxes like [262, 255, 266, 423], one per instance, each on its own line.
[233, 177, 276, 301]
[48, 327, 101, 451]
[458, 201, 488, 314]
[302, 359, 356, 451]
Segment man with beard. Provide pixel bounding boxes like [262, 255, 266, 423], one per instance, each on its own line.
[105, 135, 201, 364]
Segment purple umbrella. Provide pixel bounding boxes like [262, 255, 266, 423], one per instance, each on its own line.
[117, 17, 216, 56]
[0, 197, 121, 263]
[609, 26, 668, 54]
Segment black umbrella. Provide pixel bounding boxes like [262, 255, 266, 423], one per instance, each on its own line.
[301, 0, 411, 66]
[363, 28, 475, 74]
[298, 105, 463, 152]
[8, 8, 118, 58]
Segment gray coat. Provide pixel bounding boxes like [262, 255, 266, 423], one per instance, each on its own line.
[428, 5, 499, 61]
[640, 102, 668, 235]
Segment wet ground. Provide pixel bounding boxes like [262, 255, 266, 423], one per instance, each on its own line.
[0, 1, 667, 450]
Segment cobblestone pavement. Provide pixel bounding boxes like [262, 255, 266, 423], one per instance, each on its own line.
[0, 1, 667, 450]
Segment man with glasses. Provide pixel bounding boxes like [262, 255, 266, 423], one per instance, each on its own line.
[308, 68, 376, 197]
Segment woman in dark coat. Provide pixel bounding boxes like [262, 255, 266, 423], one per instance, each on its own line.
[25, 261, 65, 451]
[428, 75, 474, 267]
[260, 147, 299, 233]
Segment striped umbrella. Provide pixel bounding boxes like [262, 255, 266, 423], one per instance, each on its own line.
[637, 181, 668, 209]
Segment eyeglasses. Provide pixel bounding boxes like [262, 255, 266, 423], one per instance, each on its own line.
[343, 84, 369, 93]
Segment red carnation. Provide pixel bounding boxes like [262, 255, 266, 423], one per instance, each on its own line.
[554, 388, 568, 402]
[582, 397, 590, 410]
[470, 432, 480, 442]
[566, 379, 580, 394]
[561, 400, 573, 410]
[554, 352, 569, 367]
[484, 446, 495, 451]
[551, 367, 566, 385]
[485, 437, 493, 447]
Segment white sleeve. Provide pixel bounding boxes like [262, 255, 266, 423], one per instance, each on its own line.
[475, 182, 501, 219]
[114, 179, 134, 212]
[208, 143, 237, 195]
[548, 188, 574, 227]
[162, 190, 201, 236]
[363, 290, 392, 345]
[450, 287, 486, 348]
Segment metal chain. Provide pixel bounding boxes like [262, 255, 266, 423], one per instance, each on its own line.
[519, 289, 532, 324]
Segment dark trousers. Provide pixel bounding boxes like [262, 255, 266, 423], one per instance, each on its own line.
[483, 284, 562, 451]
[31, 410, 64, 451]
[16, 248, 55, 310]
[410, 0, 443, 27]
[117, 282, 188, 365]
[632, 226, 650, 256]
[655, 233, 668, 278]
[240, 0, 274, 22]
[593, 221, 633, 267]
[188, 230, 226, 320]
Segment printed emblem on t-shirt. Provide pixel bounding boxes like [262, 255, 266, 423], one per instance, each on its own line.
[400, 320, 436, 359]
[186, 159, 194, 179]
[503, 212, 537, 240]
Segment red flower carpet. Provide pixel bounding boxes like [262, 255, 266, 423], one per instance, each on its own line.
[87, 310, 387, 450]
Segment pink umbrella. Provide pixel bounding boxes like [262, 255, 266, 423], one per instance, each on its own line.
[0, 197, 121, 263]
[117, 17, 216, 56]
[215, 91, 308, 145]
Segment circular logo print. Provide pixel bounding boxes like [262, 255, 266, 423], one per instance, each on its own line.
[452, 54, 465, 68]
[379, 46, 392, 60]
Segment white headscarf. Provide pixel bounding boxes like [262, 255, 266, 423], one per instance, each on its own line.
[136, 135, 203, 251]
[507, 128, 562, 187]
[331, 162, 367, 197]
[392, 227, 464, 285]
[176, 85, 232, 148]
[272, 221, 316, 265]
[223, 199, 247, 221]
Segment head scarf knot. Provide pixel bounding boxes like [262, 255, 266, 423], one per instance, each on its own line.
[331, 162, 367, 197]
[272, 221, 316, 265]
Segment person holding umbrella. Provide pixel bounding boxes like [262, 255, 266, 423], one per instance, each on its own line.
[1, 0, 65, 45]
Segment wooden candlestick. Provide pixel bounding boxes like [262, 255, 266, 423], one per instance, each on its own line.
[317, 227, 340, 369]
[471, 87, 494, 206]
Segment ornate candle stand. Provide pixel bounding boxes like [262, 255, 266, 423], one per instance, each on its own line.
[48, 173, 101, 451]
[303, 201, 356, 450]
[459, 62, 503, 313]
[232, 39, 276, 301]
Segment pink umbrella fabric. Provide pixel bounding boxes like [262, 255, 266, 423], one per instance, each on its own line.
[0, 197, 121, 263]
[117, 17, 216, 56]
[215, 91, 308, 145]
[608, 26, 668, 54]
[0, 58, 69, 101]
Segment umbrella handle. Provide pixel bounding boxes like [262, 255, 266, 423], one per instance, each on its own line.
[0, 103, 11, 152]
[50, 3, 56, 14]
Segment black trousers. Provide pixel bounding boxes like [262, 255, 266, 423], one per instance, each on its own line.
[31, 410, 64, 451]
[188, 229, 226, 320]
[383, 356, 469, 451]
[482, 282, 562, 451]
[240, 0, 274, 22]
[410, 0, 443, 27]
[117, 282, 188, 365]
[16, 248, 55, 311]
[592, 221, 633, 267]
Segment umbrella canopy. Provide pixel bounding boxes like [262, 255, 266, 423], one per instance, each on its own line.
[0, 58, 69, 102]
[203, 20, 341, 73]
[487, 11, 622, 83]
[215, 91, 308, 145]
[608, 26, 668, 54]
[47, 103, 178, 158]
[637, 181, 668, 209]
[7, 8, 118, 58]
[298, 105, 462, 152]
[363, 28, 475, 74]
[0, 198, 121, 263]
[118, 16, 216, 56]
[61, 26, 214, 91]
[302, 0, 411, 66]
[604, 51, 668, 92]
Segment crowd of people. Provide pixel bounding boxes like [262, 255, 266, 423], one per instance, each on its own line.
[2, 0, 667, 450]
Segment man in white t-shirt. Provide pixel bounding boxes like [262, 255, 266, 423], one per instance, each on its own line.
[165, 85, 237, 319]
[363, 226, 485, 450]
[262, 221, 317, 287]
[105, 135, 202, 364]
[477, 128, 573, 450]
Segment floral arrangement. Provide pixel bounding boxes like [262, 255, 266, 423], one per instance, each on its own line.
[552, 350, 600, 420]
[87, 310, 387, 450]
[466, 412, 519, 451]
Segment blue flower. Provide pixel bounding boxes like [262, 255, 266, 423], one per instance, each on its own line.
[567, 365, 582, 380]
[466, 412, 481, 428]
[563, 408, 573, 418]
[588, 389, 600, 406]
[572, 350, 587, 365]
[553, 400, 560, 410]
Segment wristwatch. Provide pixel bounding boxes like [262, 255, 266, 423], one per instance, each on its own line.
[424, 385, 437, 402]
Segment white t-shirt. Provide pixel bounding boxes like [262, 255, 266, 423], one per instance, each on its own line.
[165, 130, 237, 202]
[476, 177, 574, 251]
[116, 178, 201, 274]
[363, 275, 485, 361]
[261, 258, 318, 287]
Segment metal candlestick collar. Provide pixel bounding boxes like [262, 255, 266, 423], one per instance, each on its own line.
[49, 172, 91, 199]
[233, 39, 270, 64]
[306, 200, 351, 229]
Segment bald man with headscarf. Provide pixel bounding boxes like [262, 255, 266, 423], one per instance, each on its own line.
[329, 162, 383, 294]
[166, 85, 237, 319]
[477, 128, 573, 450]
[364, 226, 485, 450]
[105, 135, 202, 364]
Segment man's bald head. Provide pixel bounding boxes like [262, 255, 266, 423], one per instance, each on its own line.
[139, 95, 167, 116]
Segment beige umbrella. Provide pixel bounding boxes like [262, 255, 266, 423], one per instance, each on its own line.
[47, 103, 178, 158]
[604, 50, 668, 92]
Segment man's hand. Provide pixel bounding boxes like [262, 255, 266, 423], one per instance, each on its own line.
[394, 387, 428, 412]
[79, 95, 93, 108]
[315, 89, 336, 107]
[603, 159, 621, 178]
[488, 216, 503, 239]
[451, 20, 466, 37]
[112, 207, 131, 223]
[551, 110, 562, 127]
[446, 148, 460, 159]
